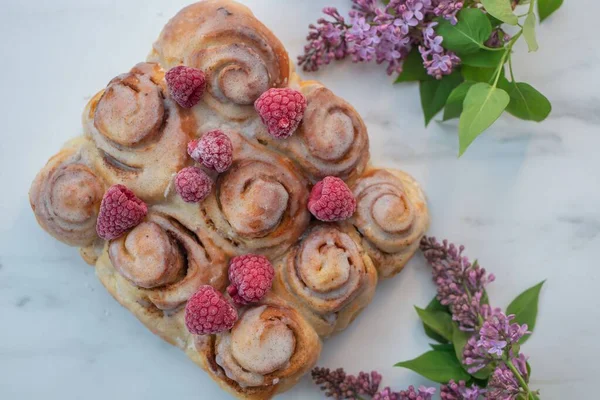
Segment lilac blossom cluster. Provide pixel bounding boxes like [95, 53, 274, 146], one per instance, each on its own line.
[312, 367, 436, 400]
[463, 311, 529, 373]
[421, 237, 536, 400]
[420, 237, 495, 332]
[298, 0, 464, 78]
[440, 380, 484, 400]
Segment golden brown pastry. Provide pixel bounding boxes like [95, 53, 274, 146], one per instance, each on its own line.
[198, 132, 310, 259]
[272, 223, 377, 337]
[83, 62, 196, 201]
[28, 1, 430, 399]
[96, 210, 227, 346]
[149, 0, 290, 122]
[350, 169, 429, 278]
[256, 81, 370, 184]
[30, 138, 105, 246]
[187, 295, 321, 400]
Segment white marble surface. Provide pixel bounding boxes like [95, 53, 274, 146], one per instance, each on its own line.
[1, 0, 598, 399]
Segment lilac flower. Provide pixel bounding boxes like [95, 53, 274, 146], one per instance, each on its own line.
[347, 13, 381, 62]
[486, 28, 511, 48]
[398, 385, 436, 400]
[433, 0, 464, 25]
[394, 10, 420, 35]
[299, 0, 466, 79]
[423, 52, 461, 79]
[298, 7, 349, 72]
[487, 340, 508, 356]
[420, 237, 494, 327]
[312, 367, 347, 398]
[345, 370, 382, 396]
[463, 310, 529, 373]
[512, 353, 529, 382]
[451, 292, 490, 331]
[440, 380, 484, 400]
[313, 367, 434, 400]
[487, 363, 526, 400]
[352, 0, 379, 17]
[479, 312, 529, 348]
[373, 387, 399, 400]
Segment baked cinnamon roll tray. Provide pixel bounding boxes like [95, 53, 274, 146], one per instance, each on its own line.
[29, 1, 429, 399]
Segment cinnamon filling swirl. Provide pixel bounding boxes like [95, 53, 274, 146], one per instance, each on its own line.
[109, 213, 226, 310]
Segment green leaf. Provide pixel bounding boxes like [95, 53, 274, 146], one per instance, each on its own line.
[423, 297, 451, 343]
[426, 296, 450, 313]
[430, 343, 456, 352]
[461, 65, 504, 84]
[443, 81, 476, 121]
[452, 323, 470, 366]
[472, 364, 494, 380]
[436, 9, 492, 55]
[415, 306, 454, 342]
[461, 50, 506, 68]
[526, 361, 532, 376]
[506, 280, 546, 344]
[481, 289, 490, 305]
[503, 82, 552, 121]
[420, 72, 463, 126]
[523, 11, 539, 52]
[538, 0, 563, 22]
[458, 82, 509, 156]
[395, 350, 471, 383]
[487, 13, 504, 27]
[396, 48, 431, 83]
[481, 0, 518, 25]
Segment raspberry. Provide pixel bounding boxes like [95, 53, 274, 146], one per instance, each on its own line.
[175, 167, 213, 203]
[185, 286, 238, 335]
[254, 88, 307, 139]
[187, 130, 233, 173]
[227, 254, 274, 305]
[165, 65, 206, 108]
[96, 184, 148, 240]
[308, 176, 356, 222]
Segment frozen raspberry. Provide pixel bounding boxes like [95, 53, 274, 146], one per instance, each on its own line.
[165, 65, 206, 108]
[175, 167, 213, 203]
[96, 184, 148, 240]
[187, 130, 233, 173]
[254, 88, 306, 139]
[185, 286, 238, 335]
[227, 254, 274, 305]
[308, 176, 356, 222]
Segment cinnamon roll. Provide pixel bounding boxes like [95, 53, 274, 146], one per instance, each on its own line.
[29, 138, 105, 247]
[350, 169, 429, 278]
[96, 211, 227, 345]
[150, 0, 289, 122]
[83, 62, 196, 201]
[199, 132, 310, 259]
[273, 224, 377, 337]
[255, 82, 369, 184]
[189, 295, 321, 400]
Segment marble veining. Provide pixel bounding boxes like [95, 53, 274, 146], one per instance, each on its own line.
[1, 0, 598, 399]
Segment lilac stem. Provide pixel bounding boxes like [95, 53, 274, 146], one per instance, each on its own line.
[506, 358, 531, 398]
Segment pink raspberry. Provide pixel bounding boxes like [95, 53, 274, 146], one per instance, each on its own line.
[165, 65, 206, 108]
[187, 130, 233, 173]
[185, 286, 238, 335]
[175, 167, 213, 203]
[308, 176, 356, 222]
[254, 88, 307, 139]
[96, 184, 148, 240]
[227, 254, 274, 305]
